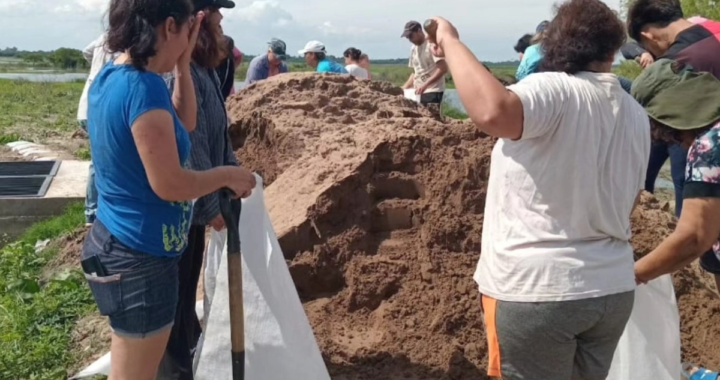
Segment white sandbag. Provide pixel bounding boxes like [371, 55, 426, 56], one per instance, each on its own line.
[194, 174, 330, 380]
[70, 352, 110, 379]
[403, 88, 420, 103]
[607, 274, 681, 380]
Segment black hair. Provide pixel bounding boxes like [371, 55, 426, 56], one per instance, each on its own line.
[107, 0, 194, 70]
[514, 34, 533, 54]
[343, 47, 362, 61]
[627, 0, 684, 42]
[540, 0, 626, 74]
[313, 52, 326, 61]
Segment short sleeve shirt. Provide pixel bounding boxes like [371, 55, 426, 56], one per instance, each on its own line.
[473, 72, 650, 302]
[88, 62, 192, 257]
[409, 40, 445, 93]
[316, 59, 348, 74]
[684, 121, 720, 258]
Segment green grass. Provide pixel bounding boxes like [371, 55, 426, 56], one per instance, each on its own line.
[442, 102, 468, 120]
[0, 203, 95, 380]
[0, 132, 20, 144]
[74, 146, 91, 161]
[0, 79, 83, 142]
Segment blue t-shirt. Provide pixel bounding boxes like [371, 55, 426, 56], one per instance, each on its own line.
[316, 59, 348, 74]
[516, 44, 544, 81]
[88, 63, 192, 257]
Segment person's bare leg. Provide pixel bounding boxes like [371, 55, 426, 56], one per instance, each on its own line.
[108, 329, 172, 380]
[714, 274, 720, 295]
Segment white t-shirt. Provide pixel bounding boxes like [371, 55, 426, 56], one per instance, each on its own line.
[409, 40, 445, 93]
[345, 64, 369, 80]
[77, 33, 117, 121]
[474, 72, 650, 302]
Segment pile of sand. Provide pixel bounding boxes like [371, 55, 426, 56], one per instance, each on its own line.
[229, 72, 720, 379]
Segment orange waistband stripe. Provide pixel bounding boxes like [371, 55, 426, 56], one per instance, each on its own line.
[482, 295, 501, 378]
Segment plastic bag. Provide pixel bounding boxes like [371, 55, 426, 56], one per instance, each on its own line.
[194, 174, 330, 380]
[607, 274, 681, 380]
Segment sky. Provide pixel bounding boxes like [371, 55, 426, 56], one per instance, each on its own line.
[0, 0, 623, 61]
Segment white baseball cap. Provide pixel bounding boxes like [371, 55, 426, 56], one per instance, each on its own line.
[298, 40, 326, 55]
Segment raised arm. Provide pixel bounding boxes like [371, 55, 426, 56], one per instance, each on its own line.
[170, 12, 205, 131]
[132, 109, 241, 201]
[430, 18, 525, 139]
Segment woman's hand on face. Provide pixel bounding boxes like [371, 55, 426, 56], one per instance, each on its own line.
[226, 167, 256, 199]
[178, 11, 205, 68]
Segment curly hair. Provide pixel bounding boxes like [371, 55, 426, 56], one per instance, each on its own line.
[539, 0, 626, 74]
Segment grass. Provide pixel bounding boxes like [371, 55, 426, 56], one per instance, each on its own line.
[442, 102, 468, 120]
[0, 203, 95, 380]
[0, 79, 83, 142]
[74, 146, 91, 160]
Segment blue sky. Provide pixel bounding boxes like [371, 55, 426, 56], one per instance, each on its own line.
[0, 0, 623, 61]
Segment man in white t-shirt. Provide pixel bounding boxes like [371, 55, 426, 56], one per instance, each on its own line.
[401, 21, 447, 105]
[77, 33, 117, 226]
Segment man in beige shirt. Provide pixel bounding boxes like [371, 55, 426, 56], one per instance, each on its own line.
[401, 20, 448, 105]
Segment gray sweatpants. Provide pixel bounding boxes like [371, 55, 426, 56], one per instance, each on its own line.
[482, 291, 634, 380]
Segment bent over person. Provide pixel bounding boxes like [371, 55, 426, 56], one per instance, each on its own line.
[426, 0, 650, 378]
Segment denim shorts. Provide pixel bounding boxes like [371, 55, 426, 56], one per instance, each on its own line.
[82, 219, 181, 338]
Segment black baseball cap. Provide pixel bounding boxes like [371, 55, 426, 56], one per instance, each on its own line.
[268, 38, 287, 61]
[193, 0, 235, 12]
[401, 21, 422, 38]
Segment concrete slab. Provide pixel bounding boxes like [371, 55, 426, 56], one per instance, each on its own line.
[0, 160, 89, 242]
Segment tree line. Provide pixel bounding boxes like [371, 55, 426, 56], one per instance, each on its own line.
[0, 47, 88, 70]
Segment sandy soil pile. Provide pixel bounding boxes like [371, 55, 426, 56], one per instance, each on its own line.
[225, 72, 720, 379]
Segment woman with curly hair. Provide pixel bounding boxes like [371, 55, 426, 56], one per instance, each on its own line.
[426, 0, 650, 378]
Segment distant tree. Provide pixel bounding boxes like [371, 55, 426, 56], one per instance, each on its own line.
[20, 53, 46, 67]
[47, 48, 87, 70]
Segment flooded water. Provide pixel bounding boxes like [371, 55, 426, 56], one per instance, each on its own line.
[0, 72, 88, 82]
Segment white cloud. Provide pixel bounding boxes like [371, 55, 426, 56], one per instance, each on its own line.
[0, 0, 625, 60]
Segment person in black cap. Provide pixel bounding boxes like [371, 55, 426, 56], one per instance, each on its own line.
[401, 20, 448, 105]
[157, 0, 240, 379]
[245, 38, 289, 85]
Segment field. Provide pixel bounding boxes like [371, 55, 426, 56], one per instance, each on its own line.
[0, 79, 87, 160]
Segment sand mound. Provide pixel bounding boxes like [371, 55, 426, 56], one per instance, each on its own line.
[226, 72, 720, 378]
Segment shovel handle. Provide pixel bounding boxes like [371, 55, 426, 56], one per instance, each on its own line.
[218, 189, 245, 380]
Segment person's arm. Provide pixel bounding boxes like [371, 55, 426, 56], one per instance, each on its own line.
[82, 35, 103, 63]
[403, 73, 415, 89]
[170, 64, 197, 132]
[132, 109, 234, 201]
[635, 197, 720, 282]
[280, 62, 289, 73]
[168, 12, 204, 131]
[621, 42, 647, 60]
[433, 21, 528, 139]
